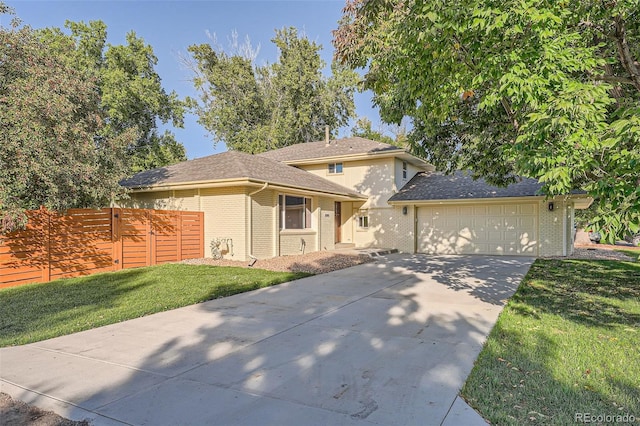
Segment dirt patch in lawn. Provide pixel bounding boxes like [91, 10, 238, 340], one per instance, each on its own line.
[0, 393, 88, 426]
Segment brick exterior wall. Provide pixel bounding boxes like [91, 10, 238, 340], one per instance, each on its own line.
[251, 189, 276, 259]
[299, 158, 395, 208]
[199, 187, 247, 260]
[354, 206, 414, 253]
[538, 199, 567, 257]
[279, 231, 316, 256]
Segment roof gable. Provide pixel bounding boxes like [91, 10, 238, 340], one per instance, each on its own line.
[120, 151, 365, 198]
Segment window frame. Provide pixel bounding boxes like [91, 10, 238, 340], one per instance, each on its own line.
[328, 162, 343, 174]
[357, 213, 369, 229]
[402, 161, 408, 180]
[279, 194, 312, 230]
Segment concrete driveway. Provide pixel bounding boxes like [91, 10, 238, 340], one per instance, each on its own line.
[0, 254, 534, 425]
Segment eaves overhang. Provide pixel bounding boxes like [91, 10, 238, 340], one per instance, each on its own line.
[280, 150, 432, 170]
[388, 193, 593, 206]
[125, 178, 367, 201]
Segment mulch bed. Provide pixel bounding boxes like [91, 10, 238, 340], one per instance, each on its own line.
[569, 244, 640, 261]
[181, 250, 374, 274]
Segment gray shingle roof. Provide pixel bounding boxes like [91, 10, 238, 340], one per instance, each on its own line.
[258, 137, 403, 162]
[121, 151, 365, 198]
[389, 171, 545, 202]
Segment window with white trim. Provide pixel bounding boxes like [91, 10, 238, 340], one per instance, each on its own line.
[279, 195, 312, 230]
[402, 161, 407, 179]
[328, 162, 343, 174]
[358, 213, 369, 229]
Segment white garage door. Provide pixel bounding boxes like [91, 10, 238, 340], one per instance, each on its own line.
[417, 203, 538, 256]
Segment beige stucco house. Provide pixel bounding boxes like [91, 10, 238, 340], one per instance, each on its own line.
[121, 137, 591, 260]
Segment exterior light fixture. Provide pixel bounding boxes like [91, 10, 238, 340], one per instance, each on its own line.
[548, 202, 554, 212]
[402, 206, 408, 215]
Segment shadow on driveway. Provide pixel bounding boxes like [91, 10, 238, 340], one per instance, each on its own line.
[0, 254, 534, 425]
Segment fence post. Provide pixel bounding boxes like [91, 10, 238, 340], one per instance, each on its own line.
[176, 212, 183, 261]
[112, 208, 122, 271]
[148, 210, 156, 266]
[199, 212, 204, 258]
[43, 208, 51, 283]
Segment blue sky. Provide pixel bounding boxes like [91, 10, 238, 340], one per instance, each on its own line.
[5, 0, 379, 159]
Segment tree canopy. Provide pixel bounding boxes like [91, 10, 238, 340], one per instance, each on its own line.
[38, 20, 186, 172]
[0, 12, 134, 232]
[350, 116, 408, 147]
[187, 27, 358, 153]
[333, 0, 640, 241]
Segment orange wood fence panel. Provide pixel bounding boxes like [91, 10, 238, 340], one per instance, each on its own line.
[0, 208, 204, 288]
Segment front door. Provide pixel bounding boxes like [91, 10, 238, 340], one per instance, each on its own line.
[334, 202, 341, 243]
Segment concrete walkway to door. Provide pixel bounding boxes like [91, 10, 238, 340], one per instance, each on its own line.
[0, 254, 534, 425]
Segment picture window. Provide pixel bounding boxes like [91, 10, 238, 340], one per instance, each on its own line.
[279, 195, 312, 230]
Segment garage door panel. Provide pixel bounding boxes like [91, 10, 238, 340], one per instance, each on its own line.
[468, 243, 489, 254]
[505, 230, 518, 240]
[519, 204, 536, 215]
[487, 244, 505, 254]
[520, 217, 536, 228]
[418, 203, 538, 256]
[487, 218, 502, 229]
[473, 206, 488, 216]
[488, 230, 503, 240]
[459, 206, 474, 216]
[488, 205, 503, 215]
[444, 217, 459, 228]
[504, 205, 518, 215]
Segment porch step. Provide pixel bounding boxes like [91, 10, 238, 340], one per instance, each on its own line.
[335, 243, 356, 249]
[358, 248, 399, 257]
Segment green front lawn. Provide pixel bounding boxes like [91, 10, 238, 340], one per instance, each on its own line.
[0, 264, 309, 347]
[462, 258, 640, 424]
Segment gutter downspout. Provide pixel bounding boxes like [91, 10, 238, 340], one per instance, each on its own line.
[247, 183, 270, 260]
[248, 182, 269, 197]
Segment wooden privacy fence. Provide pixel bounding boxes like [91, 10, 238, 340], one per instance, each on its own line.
[0, 208, 204, 288]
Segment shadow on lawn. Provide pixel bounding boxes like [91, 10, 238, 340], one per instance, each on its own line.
[510, 259, 640, 328]
[463, 257, 640, 424]
[463, 319, 640, 425]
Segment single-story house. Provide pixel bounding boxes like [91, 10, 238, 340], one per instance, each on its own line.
[120, 137, 591, 260]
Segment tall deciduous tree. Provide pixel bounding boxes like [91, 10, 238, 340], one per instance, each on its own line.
[38, 20, 186, 171]
[187, 27, 358, 153]
[350, 116, 408, 147]
[333, 0, 640, 241]
[0, 11, 134, 233]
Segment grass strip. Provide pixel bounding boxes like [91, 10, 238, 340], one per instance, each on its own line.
[0, 264, 309, 347]
[462, 258, 640, 424]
